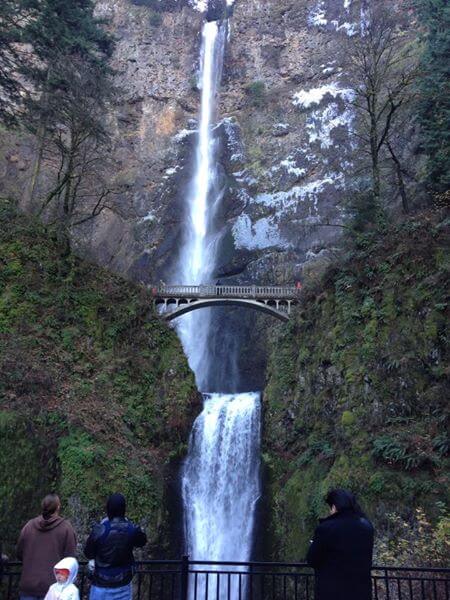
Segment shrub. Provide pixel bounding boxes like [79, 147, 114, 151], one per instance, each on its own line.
[245, 80, 266, 107]
[149, 11, 162, 27]
[341, 410, 356, 427]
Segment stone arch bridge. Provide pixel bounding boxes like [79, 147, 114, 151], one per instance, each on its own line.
[151, 284, 301, 322]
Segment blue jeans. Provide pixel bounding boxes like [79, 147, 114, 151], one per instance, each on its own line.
[20, 596, 45, 600]
[89, 583, 132, 600]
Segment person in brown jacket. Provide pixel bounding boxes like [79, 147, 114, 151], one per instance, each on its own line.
[17, 494, 77, 600]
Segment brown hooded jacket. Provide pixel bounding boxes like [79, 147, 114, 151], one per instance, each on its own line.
[17, 515, 77, 597]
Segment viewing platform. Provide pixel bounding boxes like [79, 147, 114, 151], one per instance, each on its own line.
[150, 284, 301, 322]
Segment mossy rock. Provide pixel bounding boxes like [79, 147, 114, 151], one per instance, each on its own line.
[263, 211, 450, 564]
[0, 199, 199, 556]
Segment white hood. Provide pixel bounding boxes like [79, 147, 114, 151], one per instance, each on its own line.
[54, 557, 79, 586]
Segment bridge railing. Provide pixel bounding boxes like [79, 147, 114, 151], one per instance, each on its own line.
[2, 560, 449, 600]
[152, 284, 300, 300]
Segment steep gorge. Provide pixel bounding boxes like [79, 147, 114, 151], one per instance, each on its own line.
[0, 0, 448, 566]
[1, 0, 420, 390]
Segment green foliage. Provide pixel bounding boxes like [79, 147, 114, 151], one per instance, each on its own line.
[244, 81, 266, 107]
[417, 0, 450, 192]
[264, 211, 450, 560]
[4, 1, 118, 233]
[149, 11, 163, 27]
[372, 435, 435, 470]
[0, 200, 198, 551]
[0, 411, 59, 553]
[341, 410, 356, 427]
[375, 507, 450, 567]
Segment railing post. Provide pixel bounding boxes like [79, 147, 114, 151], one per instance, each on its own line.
[180, 555, 189, 600]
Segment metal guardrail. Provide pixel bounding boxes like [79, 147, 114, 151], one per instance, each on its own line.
[2, 559, 449, 600]
[151, 285, 301, 300]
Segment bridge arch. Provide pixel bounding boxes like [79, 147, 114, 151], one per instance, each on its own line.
[163, 298, 289, 322]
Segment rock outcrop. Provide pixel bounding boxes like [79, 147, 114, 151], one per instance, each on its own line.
[0, 0, 417, 387]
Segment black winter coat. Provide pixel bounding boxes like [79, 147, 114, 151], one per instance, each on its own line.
[306, 509, 374, 600]
[84, 517, 147, 588]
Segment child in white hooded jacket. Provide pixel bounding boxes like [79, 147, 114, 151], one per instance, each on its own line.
[44, 556, 80, 600]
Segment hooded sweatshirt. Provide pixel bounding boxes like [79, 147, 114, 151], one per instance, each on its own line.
[17, 515, 77, 596]
[44, 557, 80, 600]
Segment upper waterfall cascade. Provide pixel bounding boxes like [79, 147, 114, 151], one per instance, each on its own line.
[170, 15, 262, 583]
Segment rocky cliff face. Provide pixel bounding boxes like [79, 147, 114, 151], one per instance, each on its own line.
[0, 0, 414, 387]
[2, 0, 382, 280]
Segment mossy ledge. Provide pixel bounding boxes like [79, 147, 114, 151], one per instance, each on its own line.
[0, 199, 200, 556]
[263, 210, 449, 565]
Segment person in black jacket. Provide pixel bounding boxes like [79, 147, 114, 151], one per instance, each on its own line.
[84, 493, 147, 600]
[306, 489, 374, 600]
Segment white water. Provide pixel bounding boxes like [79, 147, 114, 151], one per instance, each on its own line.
[175, 20, 225, 390]
[172, 17, 262, 591]
[182, 393, 261, 562]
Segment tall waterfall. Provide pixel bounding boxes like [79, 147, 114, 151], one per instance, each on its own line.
[175, 20, 225, 391]
[172, 15, 262, 587]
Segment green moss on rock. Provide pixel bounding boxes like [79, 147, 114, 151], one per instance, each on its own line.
[264, 211, 450, 564]
[0, 199, 200, 555]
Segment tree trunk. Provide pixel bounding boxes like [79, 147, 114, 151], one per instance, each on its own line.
[26, 70, 51, 211]
[370, 132, 382, 207]
[369, 93, 381, 206]
[26, 121, 47, 210]
[387, 140, 409, 214]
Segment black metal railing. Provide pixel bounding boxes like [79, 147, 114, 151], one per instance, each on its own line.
[2, 559, 449, 600]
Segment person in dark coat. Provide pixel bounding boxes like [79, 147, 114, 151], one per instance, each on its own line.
[84, 494, 147, 600]
[306, 488, 374, 600]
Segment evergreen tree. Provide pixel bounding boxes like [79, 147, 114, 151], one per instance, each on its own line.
[417, 0, 450, 193]
[18, 0, 116, 222]
[0, 0, 35, 125]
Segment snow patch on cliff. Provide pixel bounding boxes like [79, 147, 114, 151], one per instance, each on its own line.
[307, 103, 354, 149]
[190, 0, 234, 10]
[173, 129, 196, 143]
[223, 117, 245, 163]
[309, 1, 327, 26]
[280, 158, 307, 178]
[308, 0, 359, 36]
[233, 214, 286, 250]
[253, 175, 344, 211]
[233, 174, 345, 250]
[292, 83, 354, 109]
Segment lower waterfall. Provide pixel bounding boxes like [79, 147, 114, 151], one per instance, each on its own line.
[182, 393, 261, 562]
[182, 393, 261, 597]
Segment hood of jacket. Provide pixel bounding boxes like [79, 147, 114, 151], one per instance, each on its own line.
[53, 557, 79, 586]
[32, 515, 65, 531]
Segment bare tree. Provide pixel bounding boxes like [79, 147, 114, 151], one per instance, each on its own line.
[344, 0, 420, 214]
[35, 55, 121, 243]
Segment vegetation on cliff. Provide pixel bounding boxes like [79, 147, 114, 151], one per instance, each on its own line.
[264, 208, 449, 564]
[417, 0, 450, 193]
[0, 199, 199, 555]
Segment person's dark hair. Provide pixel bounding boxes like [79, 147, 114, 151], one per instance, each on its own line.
[41, 494, 60, 520]
[106, 493, 126, 519]
[325, 489, 365, 516]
